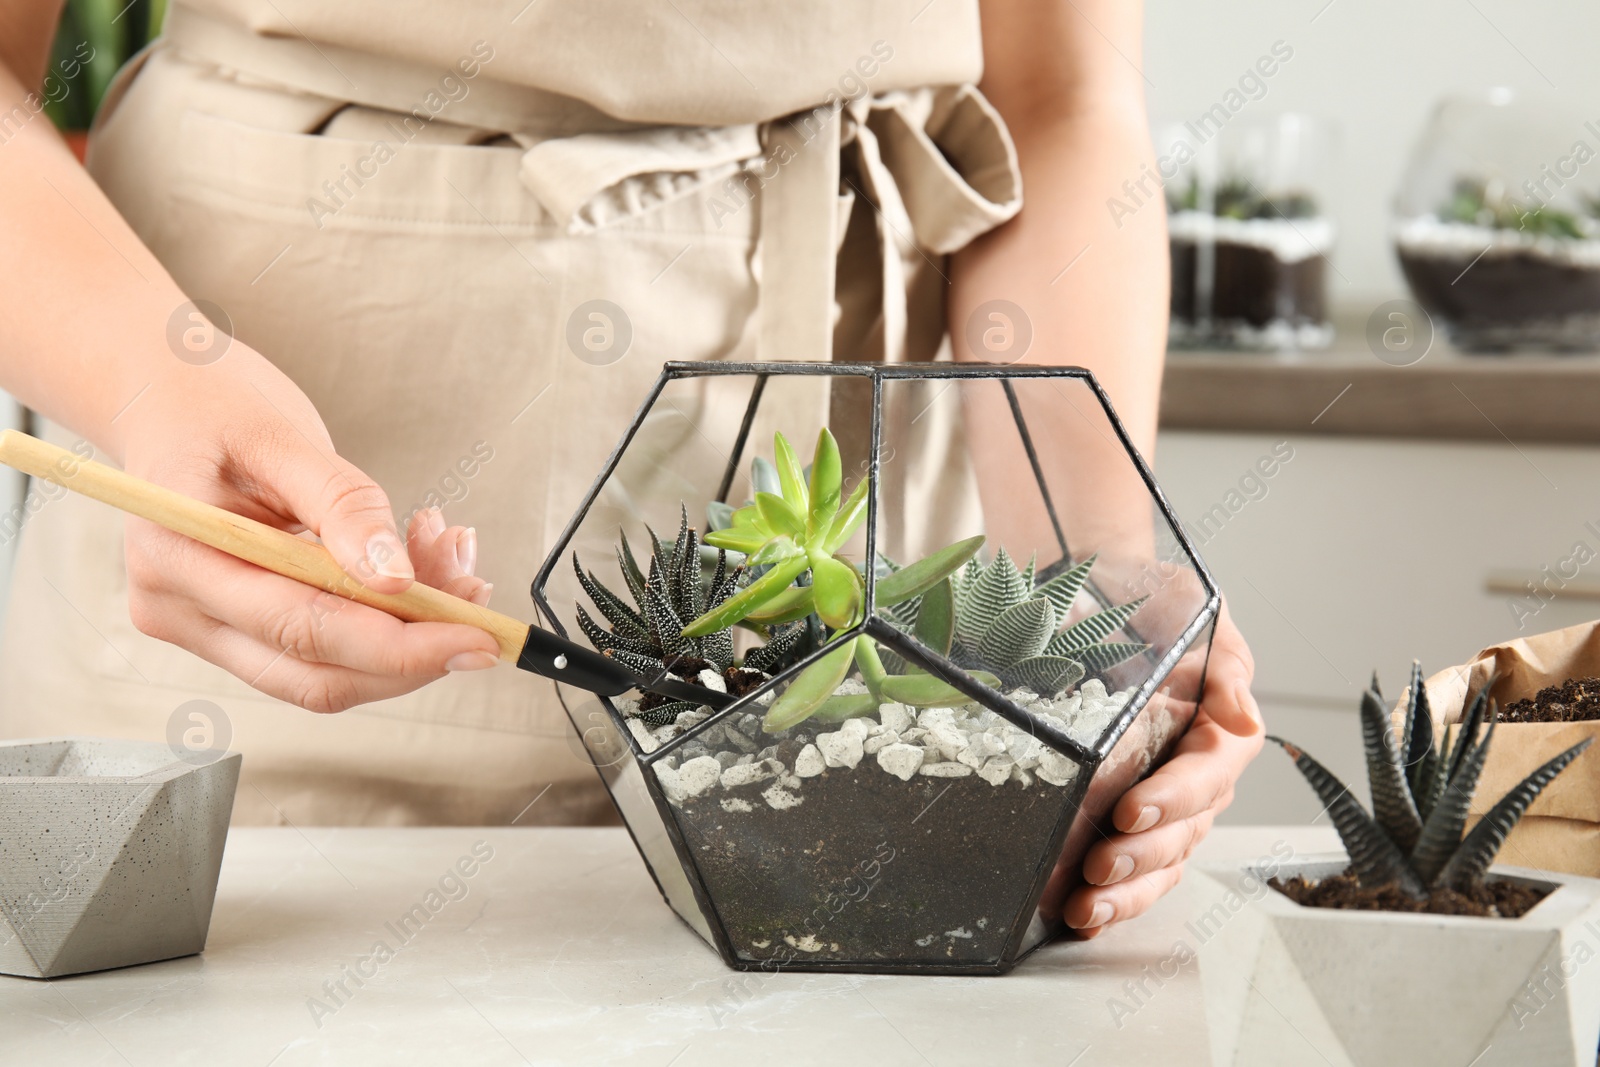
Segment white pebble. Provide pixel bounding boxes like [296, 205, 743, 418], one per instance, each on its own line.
[1037, 750, 1079, 786]
[978, 757, 1014, 787]
[762, 783, 803, 810]
[628, 718, 660, 753]
[927, 722, 969, 762]
[654, 763, 685, 803]
[918, 707, 957, 731]
[722, 761, 776, 789]
[876, 743, 925, 781]
[863, 731, 899, 755]
[919, 762, 973, 778]
[697, 669, 728, 694]
[879, 703, 915, 734]
[817, 727, 866, 770]
[794, 743, 825, 778]
[676, 756, 722, 798]
[721, 797, 753, 813]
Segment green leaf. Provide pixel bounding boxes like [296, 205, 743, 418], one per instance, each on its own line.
[978, 596, 1056, 668]
[748, 535, 803, 567]
[823, 477, 869, 554]
[879, 670, 1001, 707]
[704, 526, 770, 554]
[751, 455, 782, 498]
[912, 577, 955, 657]
[763, 637, 857, 732]
[811, 555, 863, 629]
[1007, 655, 1085, 697]
[954, 546, 1026, 647]
[809, 692, 882, 724]
[681, 553, 808, 637]
[744, 585, 816, 626]
[754, 492, 804, 538]
[877, 535, 986, 607]
[854, 637, 888, 698]
[1074, 642, 1149, 675]
[1046, 597, 1148, 656]
[773, 433, 809, 513]
[1035, 553, 1097, 617]
[806, 428, 843, 540]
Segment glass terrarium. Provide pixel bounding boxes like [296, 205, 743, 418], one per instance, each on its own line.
[1160, 113, 1336, 351]
[1395, 90, 1600, 351]
[531, 362, 1218, 975]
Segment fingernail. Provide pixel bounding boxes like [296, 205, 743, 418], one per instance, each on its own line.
[446, 650, 497, 672]
[367, 531, 414, 580]
[425, 506, 446, 539]
[1103, 854, 1134, 885]
[1128, 805, 1160, 833]
[456, 527, 478, 576]
[1236, 683, 1263, 727]
[1079, 901, 1113, 929]
[470, 582, 494, 607]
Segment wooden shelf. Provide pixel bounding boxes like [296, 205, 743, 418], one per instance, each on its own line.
[1160, 345, 1600, 445]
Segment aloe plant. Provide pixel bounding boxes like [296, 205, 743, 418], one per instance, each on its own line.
[1271, 663, 1594, 897]
[572, 506, 740, 726]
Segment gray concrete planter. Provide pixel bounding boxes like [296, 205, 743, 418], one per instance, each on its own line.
[1194, 854, 1600, 1067]
[0, 737, 240, 978]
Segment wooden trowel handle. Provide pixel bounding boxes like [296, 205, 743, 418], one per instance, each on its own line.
[0, 430, 530, 661]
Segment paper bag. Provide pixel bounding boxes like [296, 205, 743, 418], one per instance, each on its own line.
[1417, 620, 1600, 877]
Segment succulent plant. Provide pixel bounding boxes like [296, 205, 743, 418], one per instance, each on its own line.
[905, 549, 1151, 697]
[1442, 176, 1586, 239]
[683, 429, 869, 636]
[572, 506, 740, 726]
[1271, 663, 1594, 897]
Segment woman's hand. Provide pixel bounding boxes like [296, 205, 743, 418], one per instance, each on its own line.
[118, 347, 501, 712]
[1062, 601, 1263, 936]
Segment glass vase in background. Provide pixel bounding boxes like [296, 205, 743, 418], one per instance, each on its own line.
[1158, 113, 1336, 352]
[1395, 90, 1600, 352]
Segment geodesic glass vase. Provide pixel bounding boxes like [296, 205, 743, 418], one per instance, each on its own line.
[532, 362, 1218, 975]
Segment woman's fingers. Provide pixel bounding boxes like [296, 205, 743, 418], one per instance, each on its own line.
[184, 612, 454, 712]
[1064, 862, 1185, 936]
[406, 509, 492, 606]
[1082, 809, 1218, 886]
[1111, 718, 1262, 833]
[1200, 602, 1260, 738]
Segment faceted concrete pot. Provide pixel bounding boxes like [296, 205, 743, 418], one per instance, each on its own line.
[1194, 854, 1600, 1067]
[0, 737, 241, 978]
[534, 362, 1220, 974]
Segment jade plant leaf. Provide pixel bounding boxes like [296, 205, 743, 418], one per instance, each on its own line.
[763, 637, 858, 732]
[754, 492, 805, 539]
[823, 477, 869, 554]
[811, 555, 863, 629]
[912, 577, 955, 658]
[751, 455, 783, 498]
[879, 670, 1001, 707]
[773, 432, 809, 512]
[743, 585, 817, 627]
[810, 692, 880, 724]
[681, 552, 808, 637]
[806, 428, 843, 539]
[877, 535, 986, 608]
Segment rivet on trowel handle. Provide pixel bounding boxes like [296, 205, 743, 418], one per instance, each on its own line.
[553, 655, 568, 669]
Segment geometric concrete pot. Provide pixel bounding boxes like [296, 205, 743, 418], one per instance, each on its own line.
[0, 737, 240, 978]
[1193, 855, 1600, 1067]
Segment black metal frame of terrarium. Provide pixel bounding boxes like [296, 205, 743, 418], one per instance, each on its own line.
[530, 361, 1221, 975]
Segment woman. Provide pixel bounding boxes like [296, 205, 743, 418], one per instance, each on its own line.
[0, 0, 1260, 935]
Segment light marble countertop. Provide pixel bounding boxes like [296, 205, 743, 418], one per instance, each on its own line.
[1, 824, 1340, 1066]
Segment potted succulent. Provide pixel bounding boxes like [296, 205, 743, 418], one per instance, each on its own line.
[1194, 666, 1600, 1066]
[533, 361, 1220, 974]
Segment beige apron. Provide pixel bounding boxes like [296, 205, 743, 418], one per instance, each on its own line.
[0, 1, 1021, 826]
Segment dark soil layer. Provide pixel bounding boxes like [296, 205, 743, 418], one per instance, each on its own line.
[1170, 239, 1327, 329]
[1398, 249, 1600, 350]
[672, 766, 1072, 965]
[1270, 870, 1549, 918]
[1502, 677, 1600, 724]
